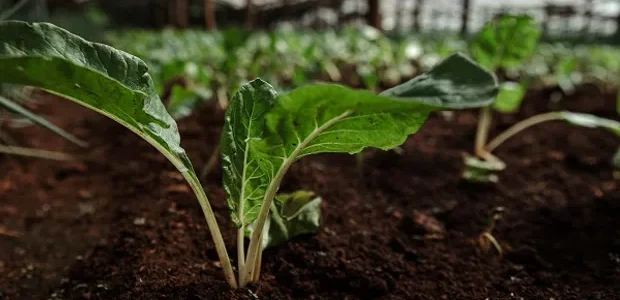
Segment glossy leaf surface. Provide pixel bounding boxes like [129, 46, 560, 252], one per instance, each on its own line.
[0, 21, 194, 173]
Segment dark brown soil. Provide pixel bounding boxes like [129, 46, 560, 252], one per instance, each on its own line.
[1, 84, 619, 300]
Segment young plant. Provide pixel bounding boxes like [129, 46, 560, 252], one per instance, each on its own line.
[1, 21, 499, 288]
[0, 21, 239, 287]
[469, 15, 541, 167]
[466, 16, 620, 182]
[484, 111, 620, 156]
[221, 54, 498, 286]
[478, 206, 506, 257]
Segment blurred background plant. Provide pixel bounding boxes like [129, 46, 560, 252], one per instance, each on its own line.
[1, 0, 618, 160]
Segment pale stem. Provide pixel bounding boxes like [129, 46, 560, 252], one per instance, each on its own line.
[217, 87, 229, 110]
[252, 247, 263, 282]
[237, 226, 246, 285]
[200, 143, 220, 179]
[475, 106, 493, 158]
[36, 91, 238, 287]
[0, 144, 75, 161]
[184, 172, 238, 288]
[243, 110, 353, 287]
[355, 151, 365, 174]
[485, 111, 565, 153]
[0, 0, 30, 21]
[242, 166, 289, 286]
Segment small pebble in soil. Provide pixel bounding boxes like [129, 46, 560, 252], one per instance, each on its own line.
[78, 189, 93, 199]
[14, 247, 25, 255]
[78, 202, 96, 216]
[133, 217, 146, 226]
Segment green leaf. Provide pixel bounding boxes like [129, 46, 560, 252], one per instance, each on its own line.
[222, 53, 498, 228]
[470, 15, 541, 71]
[0, 21, 194, 175]
[380, 53, 498, 109]
[0, 22, 243, 287]
[246, 190, 322, 250]
[561, 112, 620, 136]
[221, 79, 278, 226]
[493, 81, 527, 113]
[613, 148, 620, 169]
[0, 95, 88, 147]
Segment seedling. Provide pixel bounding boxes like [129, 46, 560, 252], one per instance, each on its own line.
[0, 21, 498, 287]
[221, 54, 498, 286]
[469, 15, 541, 167]
[478, 206, 506, 257]
[466, 15, 620, 181]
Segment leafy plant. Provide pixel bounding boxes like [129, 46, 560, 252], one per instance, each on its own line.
[466, 15, 620, 182]
[469, 15, 541, 165]
[221, 54, 498, 286]
[0, 0, 89, 160]
[1, 22, 499, 288]
[0, 21, 238, 286]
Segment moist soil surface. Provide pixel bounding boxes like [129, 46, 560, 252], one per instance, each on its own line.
[1, 85, 619, 300]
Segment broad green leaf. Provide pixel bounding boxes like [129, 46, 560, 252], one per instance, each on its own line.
[222, 53, 498, 228]
[0, 95, 88, 147]
[0, 21, 194, 175]
[493, 81, 527, 113]
[246, 190, 322, 250]
[470, 15, 541, 71]
[380, 53, 498, 109]
[0, 22, 245, 287]
[613, 148, 620, 169]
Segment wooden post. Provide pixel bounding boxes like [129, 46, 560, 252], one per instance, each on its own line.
[460, 0, 470, 36]
[413, 0, 424, 31]
[583, 0, 593, 34]
[367, 0, 381, 30]
[542, 5, 550, 35]
[204, 0, 216, 30]
[246, 0, 255, 30]
[175, 0, 188, 28]
[395, 0, 403, 32]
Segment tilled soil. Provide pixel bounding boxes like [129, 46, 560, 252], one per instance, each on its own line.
[1, 85, 619, 299]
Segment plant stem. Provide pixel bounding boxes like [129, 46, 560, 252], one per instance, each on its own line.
[200, 143, 220, 179]
[0, 0, 30, 21]
[0, 144, 75, 161]
[242, 164, 289, 287]
[217, 87, 229, 110]
[475, 107, 492, 158]
[252, 247, 263, 281]
[485, 111, 565, 153]
[237, 226, 246, 285]
[355, 151, 365, 174]
[242, 110, 353, 287]
[183, 172, 238, 288]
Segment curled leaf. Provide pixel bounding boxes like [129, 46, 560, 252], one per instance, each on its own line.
[247, 190, 322, 250]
